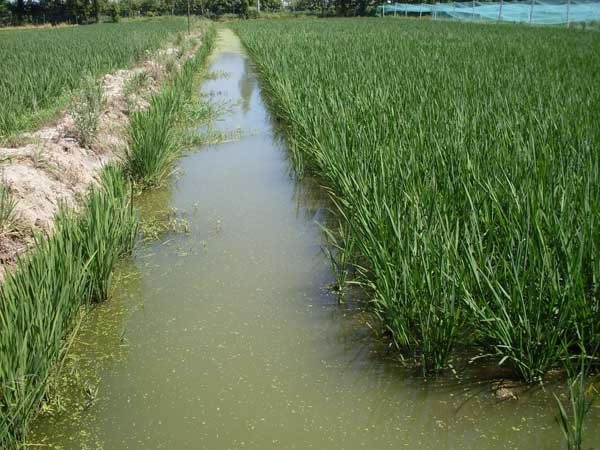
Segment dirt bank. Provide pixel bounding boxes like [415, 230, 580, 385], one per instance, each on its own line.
[0, 30, 205, 278]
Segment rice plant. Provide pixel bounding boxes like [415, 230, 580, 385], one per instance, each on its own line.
[126, 88, 183, 187]
[77, 167, 138, 301]
[0, 165, 137, 449]
[555, 353, 600, 450]
[231, 19, 600, 377]
[320, 218, 357, 301]
[126, 25, 216, 187]
[0, 17, 189, 138]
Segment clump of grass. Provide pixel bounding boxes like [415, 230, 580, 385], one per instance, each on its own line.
[147, 61, 164, 84]
[0, 165, 137, 449]
[71, 75, 104, 148]
[124, 71, 152, 113]
[124, 71, 151, 98]
[0, 184, 17, 233]
[176, 33, 195, 60]
[164, 55, 179, 78]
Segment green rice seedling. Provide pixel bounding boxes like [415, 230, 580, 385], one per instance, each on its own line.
[126, 24, 216, 187]
[231, 19, 600, 377]
[320, 218, 357, 301]
[77, 166, 138, 302]
[72, 74, 105, 148]
[555, 374, 597, 450]
[126, 88, 183, 187]
[0, 166, 137, 449]
[0, 208, 88, 448]
[0, 17, 190, 138]
[555, 354, 600, 450]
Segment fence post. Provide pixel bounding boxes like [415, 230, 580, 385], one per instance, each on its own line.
[472, 0, 475, 20]
[498, 0, 503, 21]
[420, 3, 423, 18]
[382, 2, 384, 16]
[529, 0, 534, 24]
[566, 0, 571, 26]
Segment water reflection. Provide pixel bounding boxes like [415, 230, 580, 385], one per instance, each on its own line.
[239, 57, 256, 114]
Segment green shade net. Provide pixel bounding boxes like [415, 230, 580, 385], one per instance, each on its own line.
[376, 1, 600, 24]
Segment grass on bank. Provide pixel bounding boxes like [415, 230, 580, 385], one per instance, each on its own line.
[230, 18, 600, 380]
[0, 185, 17, 233]
[71, 74, 105, 148]
[126, 25, 216, 187]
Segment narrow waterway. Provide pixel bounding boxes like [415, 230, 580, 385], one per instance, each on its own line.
[30, 29, 597, 450]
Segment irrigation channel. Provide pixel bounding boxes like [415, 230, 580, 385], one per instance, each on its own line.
[29, 29, 599, 449]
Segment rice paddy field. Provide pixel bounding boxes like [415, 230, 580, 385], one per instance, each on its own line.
[231, 18, 600, 381]
[0, 17, 188, 138]
[2, 13, 600, 450]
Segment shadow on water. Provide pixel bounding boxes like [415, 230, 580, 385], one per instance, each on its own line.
[29, 28, 599, 450]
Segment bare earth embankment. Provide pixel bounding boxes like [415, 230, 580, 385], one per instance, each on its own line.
[0, 30, 205, 277]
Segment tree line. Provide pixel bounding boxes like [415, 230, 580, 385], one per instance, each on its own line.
[0, 0, 286, 26]
[0, 0, 386, 26]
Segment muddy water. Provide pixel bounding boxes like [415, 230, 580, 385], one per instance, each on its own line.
[30, 29, 599, 450]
